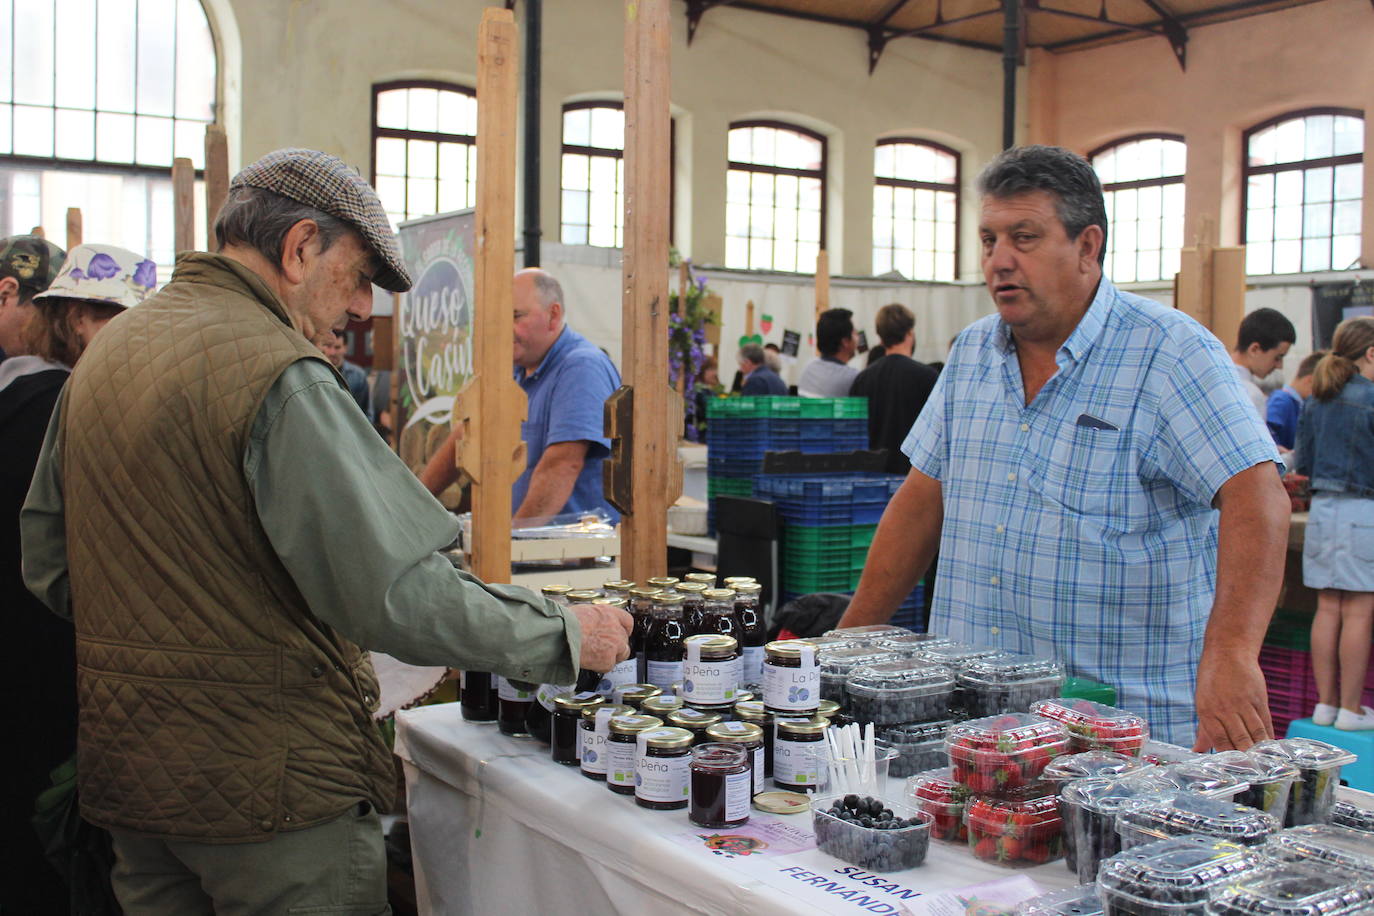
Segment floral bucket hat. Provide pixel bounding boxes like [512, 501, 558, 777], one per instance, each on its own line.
[33, 244, 157, 309]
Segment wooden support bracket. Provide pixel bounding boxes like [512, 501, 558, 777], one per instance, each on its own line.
[603, 384, 683, 518]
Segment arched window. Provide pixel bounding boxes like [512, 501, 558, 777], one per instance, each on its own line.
[1090, 135, 1186, 283]
[1243, 109, 1363, 275]
[371, 81, 478, 231]
[873, 138, 959, 281]
[725, 121, 825, 272]
[560, 102, 624, 248]
[1, 0, 217, 264]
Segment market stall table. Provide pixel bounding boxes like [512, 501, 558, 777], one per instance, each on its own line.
[395, 704, 1078, 915]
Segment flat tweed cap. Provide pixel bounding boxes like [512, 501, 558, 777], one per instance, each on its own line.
[230, 148, 412, 292]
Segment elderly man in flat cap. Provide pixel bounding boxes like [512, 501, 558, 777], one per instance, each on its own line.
[21, 149, 632, 913]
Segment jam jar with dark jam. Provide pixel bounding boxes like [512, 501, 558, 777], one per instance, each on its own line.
[496, 677, 536, 737]
[587, 596, 638, 699]
[690, 743, 752, 828]
[552, 691, 603, 765]
[733, 700, 775, 776]
[732, 582, 767, 686]
[699, 589, 741, 641]
[603, 579, 636, 597]
[763, 639, 820, 718]
[773, 716, 830, 792]
[614, 683, 663, 710]
[540, 584, 573, 606]
[640, 695, 686, 718]
[705, 720, 766, 796]
[578, 703, 632, 780]
[675, 582, 709, 635]
[645, 576, 680, 591]
[680, 634, 742, 711]
[644, 594, 686, 691]
[459, 670, 498, 723]
[667, 707, 723, 743]
[526, 681, 575, 743]
[634, 727, 694, 810]
[606, 714, 663, 795]
[684, 572, 717, 587]
[627, 587, 661, 682]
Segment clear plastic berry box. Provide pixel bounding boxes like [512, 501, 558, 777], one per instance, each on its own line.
[1333, 801, 1374, 834]
[1205, 750, 1300, 823]
[811, 793, 933, 872]
[965, 785, 1065, 868]
[906, 766, 970, 843]
[1096, 835, 1262, 916]
[1140, 740, 1201, 766]
[913, 642, 1006, 672]
[1206, 861, 1374, 916]
[821, 624, 913, 645]
[817, 645, 901, 704]
[1042, 750, 1152, 795]
[880, 720, 953, 778]
[1262, 823, 1374, 878]
[1156, 762, 1249, 801]
[946, 713, 1071, 796]
[846, 659, 956, 726]
[1030, 697, 1148, 756]
[957, 654, 1066, 718]
[1116, 792, 1279, 850]
[1059, 771, 1177, 885]
[1018, 885, 1104, 916]
[1251, 738, 1357, 827]
[875, 633, 953, 655]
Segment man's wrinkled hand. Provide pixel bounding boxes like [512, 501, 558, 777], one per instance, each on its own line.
[1194, 648, 1274, 752]
[571, 603, 633, 674]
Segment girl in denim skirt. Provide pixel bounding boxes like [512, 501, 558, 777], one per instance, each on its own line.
[1297, 316, 1374, 730]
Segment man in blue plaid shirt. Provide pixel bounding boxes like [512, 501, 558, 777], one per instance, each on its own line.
[839, 146, 1290, 750]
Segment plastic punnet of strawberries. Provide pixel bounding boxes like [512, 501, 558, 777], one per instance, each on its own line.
[965, 785, 1064, 867]
[1029, 697, 1149, 756]
[945, 713, 1070, 796]
[907, 767, 971, 843]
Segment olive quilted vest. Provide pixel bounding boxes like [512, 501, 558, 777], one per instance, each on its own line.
[61, 253, 394, 842]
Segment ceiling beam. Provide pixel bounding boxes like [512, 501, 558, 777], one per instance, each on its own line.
[1137, 0, 1189, 69]
[870, 4, 1005, 72]
[684, 0, 738, 45]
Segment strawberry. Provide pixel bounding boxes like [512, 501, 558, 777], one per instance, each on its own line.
[996, 835, 1023, 862]
[973, 835, 999, 861]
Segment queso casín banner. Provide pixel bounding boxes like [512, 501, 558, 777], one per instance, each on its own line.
[395, 209, 476, 484]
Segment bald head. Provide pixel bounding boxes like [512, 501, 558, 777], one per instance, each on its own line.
[513, 268, 568, 373]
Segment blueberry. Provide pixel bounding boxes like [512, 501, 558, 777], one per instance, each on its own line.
[844, 793, 860, 810]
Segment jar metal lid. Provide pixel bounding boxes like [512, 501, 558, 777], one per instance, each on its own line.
[733, 582, 762, 595]
[603, 579, 636, 592]
[629, 586, 662, 599]
[608, 714, 664, 735]
[641, 695, 686, 715]
[646, 576, 680, 588]
[567, 589, 600, 601]
[540, 584, 573, 595]
[753, 791, 811, 814]
[592, 597, 627, 607]
[776, 717, 830, 736]
[706, 721, 763, 744]
[676, 582, 709, 594]
[652, 593, 684, 606]
[642, 726, 695, 750]
[765, 639, 817, 660]
[668, 708, 723, 729]
[685, 634, 738, 658]
[702, 588, 736, 601]
[817, 699, 840, 718]
[554, 691, 605, 712]
[734, 699, 769, 721]
[617, 684, 663, 703]
[684, 573, 717, 584]
[691, 742, 748, 767]
[583, 703, 633, 721]
[722, 576, 756, 585]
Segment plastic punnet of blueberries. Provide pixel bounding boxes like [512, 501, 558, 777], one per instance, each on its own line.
[811, 793, 933, 872]
[1333, 801, 1374, 834]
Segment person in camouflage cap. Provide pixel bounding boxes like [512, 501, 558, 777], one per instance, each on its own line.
[0, 235, 66, 358]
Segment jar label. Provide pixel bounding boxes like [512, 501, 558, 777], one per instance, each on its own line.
[763, 657, 819, 712]
[752, 745, 766, 795]
[497, 677, 533, 702]
[536, 682, 575, 712]
[635, 752, 689, 803]
[742, 646, 764, 686]
[595, 659, 639, 699]
[646, 660, 683, 691]
[579, 724, 607, 774]
[773, 736, 818, 786]
[607, 740, 637, 787]
[682, 655, 743, 705]
[725, 770, 752, 822]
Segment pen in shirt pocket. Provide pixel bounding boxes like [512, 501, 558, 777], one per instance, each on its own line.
[1076, 413, 1119, 431]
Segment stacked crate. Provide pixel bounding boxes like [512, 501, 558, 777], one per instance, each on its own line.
[1260, 608, 1374, 736]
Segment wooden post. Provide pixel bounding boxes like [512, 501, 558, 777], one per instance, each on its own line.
[66, 208, 82, 249]
[204, 124, 230, 244]
[814, 249, 830, 319]
[615, 0, 679, 583]
[172, 157, 196, 254]
[458, 7, 524, 584]
[745, 300, 755, 337]
[1211, 247, 1247, 352]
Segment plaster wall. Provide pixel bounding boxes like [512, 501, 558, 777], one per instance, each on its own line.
[1027, 0, 1374, 267]
[212, 0, 1007, 278]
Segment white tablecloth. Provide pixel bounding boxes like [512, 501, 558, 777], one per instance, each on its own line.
[395, 704, 1077, 915]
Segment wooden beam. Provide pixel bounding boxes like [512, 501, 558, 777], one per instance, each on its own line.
[204, 124, 230, 245]
[618, 0, 678, 582]
[1211, 246, 1247, 352]
[172, 157, 196, 255]
[462, 6, 524, 584]
[65, 208, 82, 250]
[814, 250, 830, 319]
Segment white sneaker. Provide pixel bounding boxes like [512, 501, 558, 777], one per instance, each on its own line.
[1313, 703, 1339, 726]
[1335, 706, 1374, 730]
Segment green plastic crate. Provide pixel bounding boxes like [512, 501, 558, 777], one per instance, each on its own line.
[1060, 678, 1117, 705]
[707, 396, 768, 419]
[1264, 609, 1312, 652]
[783, 566, 864, 593]
[708, 476, 755, 498]
[798, 397, 868, 419]
[783, 523, 878, 552]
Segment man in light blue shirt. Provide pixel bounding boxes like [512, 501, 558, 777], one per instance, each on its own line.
[838, 146, 1290, 749]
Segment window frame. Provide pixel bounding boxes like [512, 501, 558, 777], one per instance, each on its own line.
[726, 118, 828, 272]
[1240, 107, 1364, 275]
[873, 136, 961, 281]
[369, 79, 478, 227]
[1087, 132, 1187, 284]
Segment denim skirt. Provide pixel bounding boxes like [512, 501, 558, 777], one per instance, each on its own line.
[1303, 493, 1374, 592]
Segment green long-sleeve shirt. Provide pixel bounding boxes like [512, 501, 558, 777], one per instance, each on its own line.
[21, 358, 579, 685]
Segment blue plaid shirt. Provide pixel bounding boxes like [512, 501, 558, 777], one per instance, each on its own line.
[902, 278, 1280, 744]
